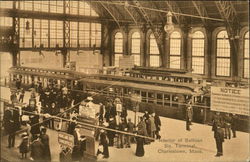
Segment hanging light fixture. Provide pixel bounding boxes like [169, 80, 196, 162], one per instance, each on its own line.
[164, 11, 174, 34]
[25, 20, 30, 35]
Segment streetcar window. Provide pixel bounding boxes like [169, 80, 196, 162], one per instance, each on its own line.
[172, 95, 179, 107]
[148, 92, 155, 103]
[156, 93, 163, 105]
[141, 91, 147, 103]
[164, 94, 170, 106]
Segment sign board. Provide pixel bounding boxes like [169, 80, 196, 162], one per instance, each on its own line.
[211, 86, 249, 116]
[131, 94, 141, 102]
[116, 103, 122, 112]
[58, 132, 74, 149]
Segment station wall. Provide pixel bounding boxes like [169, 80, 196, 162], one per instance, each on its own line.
[20, 51, 63, 69]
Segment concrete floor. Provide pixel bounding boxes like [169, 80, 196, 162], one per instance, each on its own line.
[1, 87, 249, 162]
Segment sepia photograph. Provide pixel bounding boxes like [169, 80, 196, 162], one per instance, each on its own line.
[0, 0, 249, 162]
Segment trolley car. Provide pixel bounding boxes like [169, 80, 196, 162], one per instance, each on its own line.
[7, 66, 249, 132]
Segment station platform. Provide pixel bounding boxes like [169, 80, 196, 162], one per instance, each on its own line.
[0, 86, 249, 162]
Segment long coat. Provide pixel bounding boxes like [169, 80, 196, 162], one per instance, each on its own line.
[30, 115, 40, 135]
[100, 133, 109, 158]
[40, 134, 51, 161]
[137, 121, 147, 136]
[135, 136, 144, 157]
[149, 116, 156, 132]
[19, 138, 29, 153]
[212, 114, 223, 132]
[154, 115, 161, 131]
[30, 140, 44, 161]
[214, 127, 224, 143]
[186, 107, 193, 121]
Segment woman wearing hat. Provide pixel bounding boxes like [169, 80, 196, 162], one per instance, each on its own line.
[40, 127, 51, 161]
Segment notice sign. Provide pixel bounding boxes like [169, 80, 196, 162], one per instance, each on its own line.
[58, 132, 74, 148]
[211, 86, 249, 116]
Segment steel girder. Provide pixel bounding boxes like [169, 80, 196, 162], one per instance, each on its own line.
[192, 1, 209, 26]
[215, 1, 240, 78]
[99, 1, 121, 28]
[63, 0, 70, 62]
[133, 0, 164, 58]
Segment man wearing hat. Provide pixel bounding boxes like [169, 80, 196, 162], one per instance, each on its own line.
[107, 118, 116, 146]
[79, 135, 87, 159]
[214, 123, 224, 157]
[186, 105, 193, 131]
[212, 112, 224, 157]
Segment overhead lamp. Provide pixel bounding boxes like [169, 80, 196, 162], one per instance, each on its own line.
[25, 20, 31, 35]
[164, 11, 174, 35]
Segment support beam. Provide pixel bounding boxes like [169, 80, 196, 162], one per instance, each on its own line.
[192, 1, 209, 26]
[124, 1, 138, 25]
[99, 2, 121, 28]
[63, 0, 70, 66]
[11, 1, 19, 66]
[215, 1, 240, 79]
[150, 1, 165, 23]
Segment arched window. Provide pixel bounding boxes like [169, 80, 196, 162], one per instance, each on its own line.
[216, 30, 230, 76]
[170, 31, 181, 69]
[244, 31, 249, 78]
[192, 31, 205, 74]
[149, 33, 160, 67]
[114, 32, 123, 66]
[131, 32, 141, 66]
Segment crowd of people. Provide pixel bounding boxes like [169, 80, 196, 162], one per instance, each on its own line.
[3, 79, 162, 161]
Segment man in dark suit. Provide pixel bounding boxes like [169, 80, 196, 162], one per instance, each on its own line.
[30, 114, 41, 140]
[126, 118, 135, 148]
[99, 103, 105, 123]
[214, 123, 224, 157]
[186, 106, 193, 131]
[154, 113, 161, 139]
[48, 102, 59, 130]
[212, 112, 224, 157]
[231, 114, 237, 138]
[4, 107, 17, 148]
[223, 113, 232, 139]
[107, 118, 116, 146]
[73, 125, 81, 146]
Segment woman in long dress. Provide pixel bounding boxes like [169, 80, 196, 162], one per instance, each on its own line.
[100, 130, 109, 158]
[135, 135, 144, 157]
[136, 117, 146, 157]
[40, 128, 51, 161]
